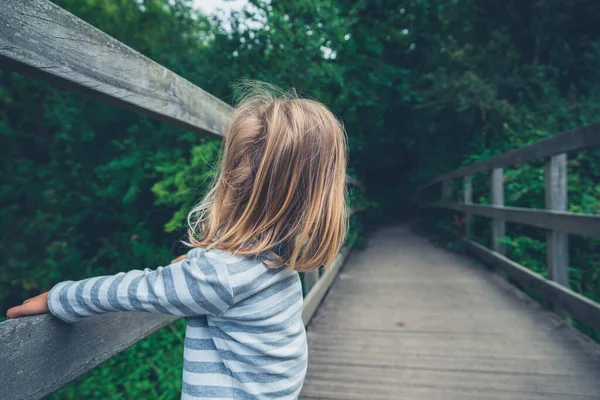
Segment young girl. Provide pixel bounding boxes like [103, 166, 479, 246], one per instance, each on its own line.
[7, 83, 348, 400]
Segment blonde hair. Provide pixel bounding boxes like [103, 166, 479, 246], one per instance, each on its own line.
[186, 81, 348, 272]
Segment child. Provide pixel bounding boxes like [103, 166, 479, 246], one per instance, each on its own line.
[7, 82, 348, 400]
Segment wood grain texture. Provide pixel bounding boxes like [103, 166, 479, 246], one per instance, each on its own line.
[300, 225, 600, 399]
[428, 202, 600, 238]
[491, 168, 506, 255]
[463, 175, 473, 238]
[302, 245, 354, 326]
[0, 0, 233, 138]
[461, 237, 600, 332]
[0, 312, 177, 400]
[420, 121, 600, 189]
[545, 154, 569, 287]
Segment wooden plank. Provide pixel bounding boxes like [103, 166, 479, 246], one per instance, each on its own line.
[461, 237, 600, 332]
[427, 202, 600, 238]
[545, 154, 569, 287]
[0, 0, 232, 139]
[420, 121, 600, 189]
[491, 168, 506, 255]
[464, 176, 473, 238]
[0, 312, 177, 400]
[305, 364, 600, 396]
[301, 225, 600, 400]
[302, 245, 354, 326]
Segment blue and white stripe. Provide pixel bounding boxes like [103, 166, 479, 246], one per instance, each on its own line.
[48, 247, 308, 399]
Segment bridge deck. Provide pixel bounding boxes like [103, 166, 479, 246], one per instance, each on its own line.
[300, 226, 600, 400]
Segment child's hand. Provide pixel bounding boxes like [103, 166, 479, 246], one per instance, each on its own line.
[6, 292, 49, 319]
[171, 254, 187, 264]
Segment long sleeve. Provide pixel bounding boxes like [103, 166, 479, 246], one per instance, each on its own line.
[47, 249, 234, 323]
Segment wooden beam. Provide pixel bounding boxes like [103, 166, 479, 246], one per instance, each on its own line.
[461, 238, 600, 332]
[491, 169, 506, 255]
[302, 244, 354, 326]
[0, 312, 177, 400]
[427, 202, 600, 238]
[545, 154, 569, 288]
[420, 121, 600, 189]
[0, 0, 233, 139]
[463, 175, 473, 238]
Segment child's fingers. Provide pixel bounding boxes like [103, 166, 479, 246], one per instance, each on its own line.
[7, 303, 35, 319]
[6, 293, 49, 319]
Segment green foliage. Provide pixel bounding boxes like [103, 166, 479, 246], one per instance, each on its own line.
[152, 139, 222, 233]
[3, 0, 600, 396]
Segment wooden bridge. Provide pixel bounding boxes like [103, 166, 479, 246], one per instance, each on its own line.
[301, 226, 600, 399]
[2, 1, 600, 399]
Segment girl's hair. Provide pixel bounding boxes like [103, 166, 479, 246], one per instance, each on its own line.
[186, 81, 348, 272]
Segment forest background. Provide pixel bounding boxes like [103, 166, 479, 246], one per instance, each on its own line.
[1, 0, 600, 398]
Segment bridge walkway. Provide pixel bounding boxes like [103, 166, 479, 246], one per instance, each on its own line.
[300, 225, 600, 400]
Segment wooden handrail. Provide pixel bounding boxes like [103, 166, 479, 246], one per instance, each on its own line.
[0, 313, 178, 400]
[419, 122, 600, 332]
[0, 210, 365, 400]
[425, 202, 600, 238]
[0, 2, 367, 398]
[420, 121, 600, 190]
[0, 0, 232, 139]
[461, 239, 600, 332]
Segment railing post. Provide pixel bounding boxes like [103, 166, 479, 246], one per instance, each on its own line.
[304, 271, 319, 295]
[491, 168, 505, 255]
[442, 179, 452, 201]
[464, 175, 472, 238]
[545, 154, 569, 297]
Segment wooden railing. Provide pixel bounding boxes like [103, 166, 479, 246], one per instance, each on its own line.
[0, 1, 363, 399]
[420, 122, 600, 332]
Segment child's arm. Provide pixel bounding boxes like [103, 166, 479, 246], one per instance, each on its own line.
[6, 251, 234, 322]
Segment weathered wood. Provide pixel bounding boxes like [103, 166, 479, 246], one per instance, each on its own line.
[300, 225, 600, 399]
[303, 270, 320, 295]
[0, 312, 177, 400]
[302, 245, 354, 326]
[491, 168, 506, 255]
[464, 175, 473, 238]
[420, 121, 600, 189]
[461, 237, 600, 332]
[545, 154, 569, 287]
[428, 202, 600, 238]
[0, 0, 233, 139]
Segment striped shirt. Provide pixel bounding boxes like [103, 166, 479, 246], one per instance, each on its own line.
[47, 247, 308, 399]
